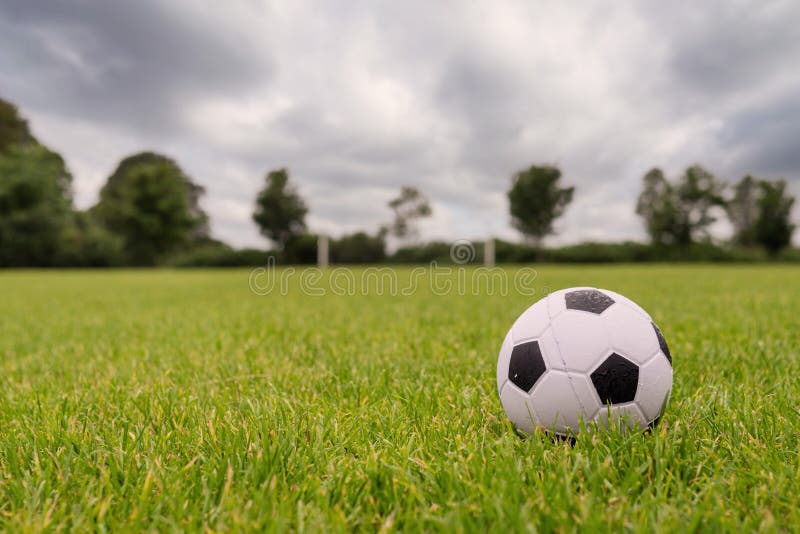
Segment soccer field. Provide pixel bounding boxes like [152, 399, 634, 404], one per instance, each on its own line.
[1, 265, 798, 531]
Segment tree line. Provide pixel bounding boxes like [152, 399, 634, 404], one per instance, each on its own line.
[0, 96, 796, 267]
[1, 97, 210, 266]
[0, 97, 435, 266]
[244, 150, 798, 263]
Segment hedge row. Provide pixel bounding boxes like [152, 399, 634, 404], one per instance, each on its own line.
[170, 238, 800, 267]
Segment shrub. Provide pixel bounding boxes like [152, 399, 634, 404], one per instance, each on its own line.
[170, 245, 274, 267]
[331, 232, 385, 264]
[58, 212, 125, 267]
[281, 233, 318, 264]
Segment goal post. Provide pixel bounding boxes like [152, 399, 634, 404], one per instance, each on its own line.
[317, 235, 330, 268]
[484, 238, 495, 268]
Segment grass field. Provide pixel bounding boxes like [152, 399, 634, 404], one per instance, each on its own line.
[1, 265, 799, 531]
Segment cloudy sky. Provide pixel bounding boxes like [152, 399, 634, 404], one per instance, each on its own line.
[1, 0, 799, 247]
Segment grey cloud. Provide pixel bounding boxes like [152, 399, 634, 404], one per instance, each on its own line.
[717, 89, 800, 179]
[659, 2, 800, 97]
[0, 0, 271, 138]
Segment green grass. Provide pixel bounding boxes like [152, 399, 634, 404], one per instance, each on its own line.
[1, 265, 799, 532]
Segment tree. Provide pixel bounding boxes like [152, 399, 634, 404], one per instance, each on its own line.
[754, 179, 795, 255]
[100, 152, 208, 237]
[726, 175, 795, 254]
[92, 152, 209, 265]
[1, 96, 124, 267]
[636, 165, 725, 246]
[387, 186, 432, 243]
[0, 98, 35, 153]
[635, 168, 681, 246]
[726, 175, 759, 247]
[674, 165, 726, 244]
[508, 165, 574, 245]
[252, 168, 308, 249]
[0, 145, 74, 266]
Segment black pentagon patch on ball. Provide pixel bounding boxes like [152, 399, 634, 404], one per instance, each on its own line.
[651, 322, 672, 365]
[508, 340, 547, 393]
[565, 289, 615, 314]
[590, 353, 639, 404]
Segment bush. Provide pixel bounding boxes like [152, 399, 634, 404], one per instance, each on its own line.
[390, 241, 470, 264]
[331, 232, 385, 264]
[58, 212, 125, 267]
[281, 233, 318, 264]
[494, 239, 539, 263]
[645, 243, 766, 262]
[387, 240, 787, 265]
[170, 245, 275, 267]
[541, 242, 653, 263]
[777, 247, 800, 262]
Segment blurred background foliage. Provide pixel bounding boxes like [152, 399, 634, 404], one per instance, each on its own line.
[0, 96, 796, 267]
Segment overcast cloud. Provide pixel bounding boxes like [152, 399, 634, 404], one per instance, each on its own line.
[1, 0, 799, 247]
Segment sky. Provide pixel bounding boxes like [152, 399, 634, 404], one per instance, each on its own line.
[1, 0, 799, 248]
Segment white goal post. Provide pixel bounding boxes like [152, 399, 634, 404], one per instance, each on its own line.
[317, 235, 330, 268]
[484, 238, 495, 268]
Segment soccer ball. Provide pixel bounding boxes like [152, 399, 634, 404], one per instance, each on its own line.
[497, 287, 673, 436]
